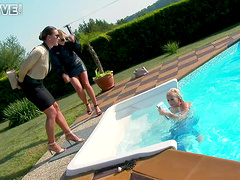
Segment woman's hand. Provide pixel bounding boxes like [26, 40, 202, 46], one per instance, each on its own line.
[158, 107, 180, 119]
[16, 77, 22, 89]
[68, 35, 75, 42]
[62, 73, 70, 83]
[158, 108, 168, 116]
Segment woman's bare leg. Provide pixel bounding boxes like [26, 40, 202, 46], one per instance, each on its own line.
[44, 103, 65, 152]
[70, 76, 89, 104]
[53, 102, 81, 142]
[70, 76, 91, 113]
[78, 71, 101, 115]
[52, 102, 71, 134]
[44, 102, 81, 150]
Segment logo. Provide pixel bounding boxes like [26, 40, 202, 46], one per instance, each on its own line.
[0, 4, 22, 15]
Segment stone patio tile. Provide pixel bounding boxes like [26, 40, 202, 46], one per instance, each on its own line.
[178, 55, 198, 67]
[177, 66, 194, 80]
[106, 85, 125, 97]
[196, 44, 215, 55]
[231, 33, 240, 40]
[116, 88, 137, 101]
[198, 53, 215, 63]
[130, 172, 154, 180]
[115, 94, 135, 104]
[159, 67, 178, 78]
[161, 59, 178, 70]
[135, 80, 157, 94]
[69, 172, 94, 180]
[74, 114, 91, 124]
[178, 50, 195, 59]
[148, 64, 162, 72]
[140, 75, 159, 86]
[212, 36, 231, 45]
[133, 149, 203, 180]
[94, 170, 131, 180]
[141, 71, 159, 82]
[98, 98, 116, 110]
[157, 71, 178, 85]
[214, 40, 232, 49]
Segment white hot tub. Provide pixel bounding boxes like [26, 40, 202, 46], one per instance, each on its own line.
[66, 79, 178, 176]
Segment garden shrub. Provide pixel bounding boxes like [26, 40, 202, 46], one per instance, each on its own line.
[3, 98, 42, 128]
[162, 41, 180, 54]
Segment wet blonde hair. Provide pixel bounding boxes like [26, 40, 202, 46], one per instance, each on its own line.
[167, 88, 182, 100]
[57, 30, 67, 40]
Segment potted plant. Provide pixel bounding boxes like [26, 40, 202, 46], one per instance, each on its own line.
[77, 32, 114, 92]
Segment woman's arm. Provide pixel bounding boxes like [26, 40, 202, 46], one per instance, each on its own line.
[158, 108, 179, 119]
[158, 102, 191, 120]
[50, 51, 66, 76]
[62, 73, 70, 83]
[18, 48, 42, 83]
[67, 35, 82, 57]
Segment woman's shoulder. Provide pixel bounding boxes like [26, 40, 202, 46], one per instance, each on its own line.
[29, 45, 45, 57]
[181, 101, 192, 110]
[186, 102, 193, 107]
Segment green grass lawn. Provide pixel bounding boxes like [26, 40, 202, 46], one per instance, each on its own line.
[0, 23, 239, 180]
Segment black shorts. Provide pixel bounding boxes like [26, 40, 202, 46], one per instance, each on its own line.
[20, 75, 55, 111]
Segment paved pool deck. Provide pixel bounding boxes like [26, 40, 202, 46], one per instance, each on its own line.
[22, 30, 240, 180]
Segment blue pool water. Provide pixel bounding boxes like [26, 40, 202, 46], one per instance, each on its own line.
[117, 41, 240, 161]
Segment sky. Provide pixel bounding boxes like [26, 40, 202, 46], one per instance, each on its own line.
[0, 0, 157, 53]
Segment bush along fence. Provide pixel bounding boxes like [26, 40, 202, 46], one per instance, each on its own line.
[1, 0, 240, 121]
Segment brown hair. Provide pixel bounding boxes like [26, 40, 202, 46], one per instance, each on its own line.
[39, 26, 56, 41]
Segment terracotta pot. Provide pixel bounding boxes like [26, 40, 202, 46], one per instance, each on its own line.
[93, 71, 115, 92]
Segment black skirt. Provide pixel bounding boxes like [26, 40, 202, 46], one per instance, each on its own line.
[20, 75, 55, 111]
[68, 58, 87, 77]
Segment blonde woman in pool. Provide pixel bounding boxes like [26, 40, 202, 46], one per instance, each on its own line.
[158, 88, 192, 120]
[158, 88, 204, 144]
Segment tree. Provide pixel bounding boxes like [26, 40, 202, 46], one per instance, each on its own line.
[76, 18, 115, 35]
[0, 36, 25, 77]
[116, 19, 128, 25]
[76, 32, 111, 75]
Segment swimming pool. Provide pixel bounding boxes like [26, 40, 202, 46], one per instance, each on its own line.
[118, 41, 240, 161]
[179, 41, 240, 161]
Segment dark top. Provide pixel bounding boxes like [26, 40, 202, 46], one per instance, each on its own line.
[51, 41, 87, 77]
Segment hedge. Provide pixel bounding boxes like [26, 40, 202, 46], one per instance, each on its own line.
[78, 0, 240, 79]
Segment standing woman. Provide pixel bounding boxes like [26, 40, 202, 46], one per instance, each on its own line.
[51, 30, 102, 116]
[18, 26, 84, 155]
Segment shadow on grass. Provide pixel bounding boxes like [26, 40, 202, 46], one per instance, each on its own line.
[0, 120, 10, 134]
[0, 125, 10, 134]
[1, 165, 33, 180]
[0, 139, 48, 165]
[0, 131, 64, 179]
